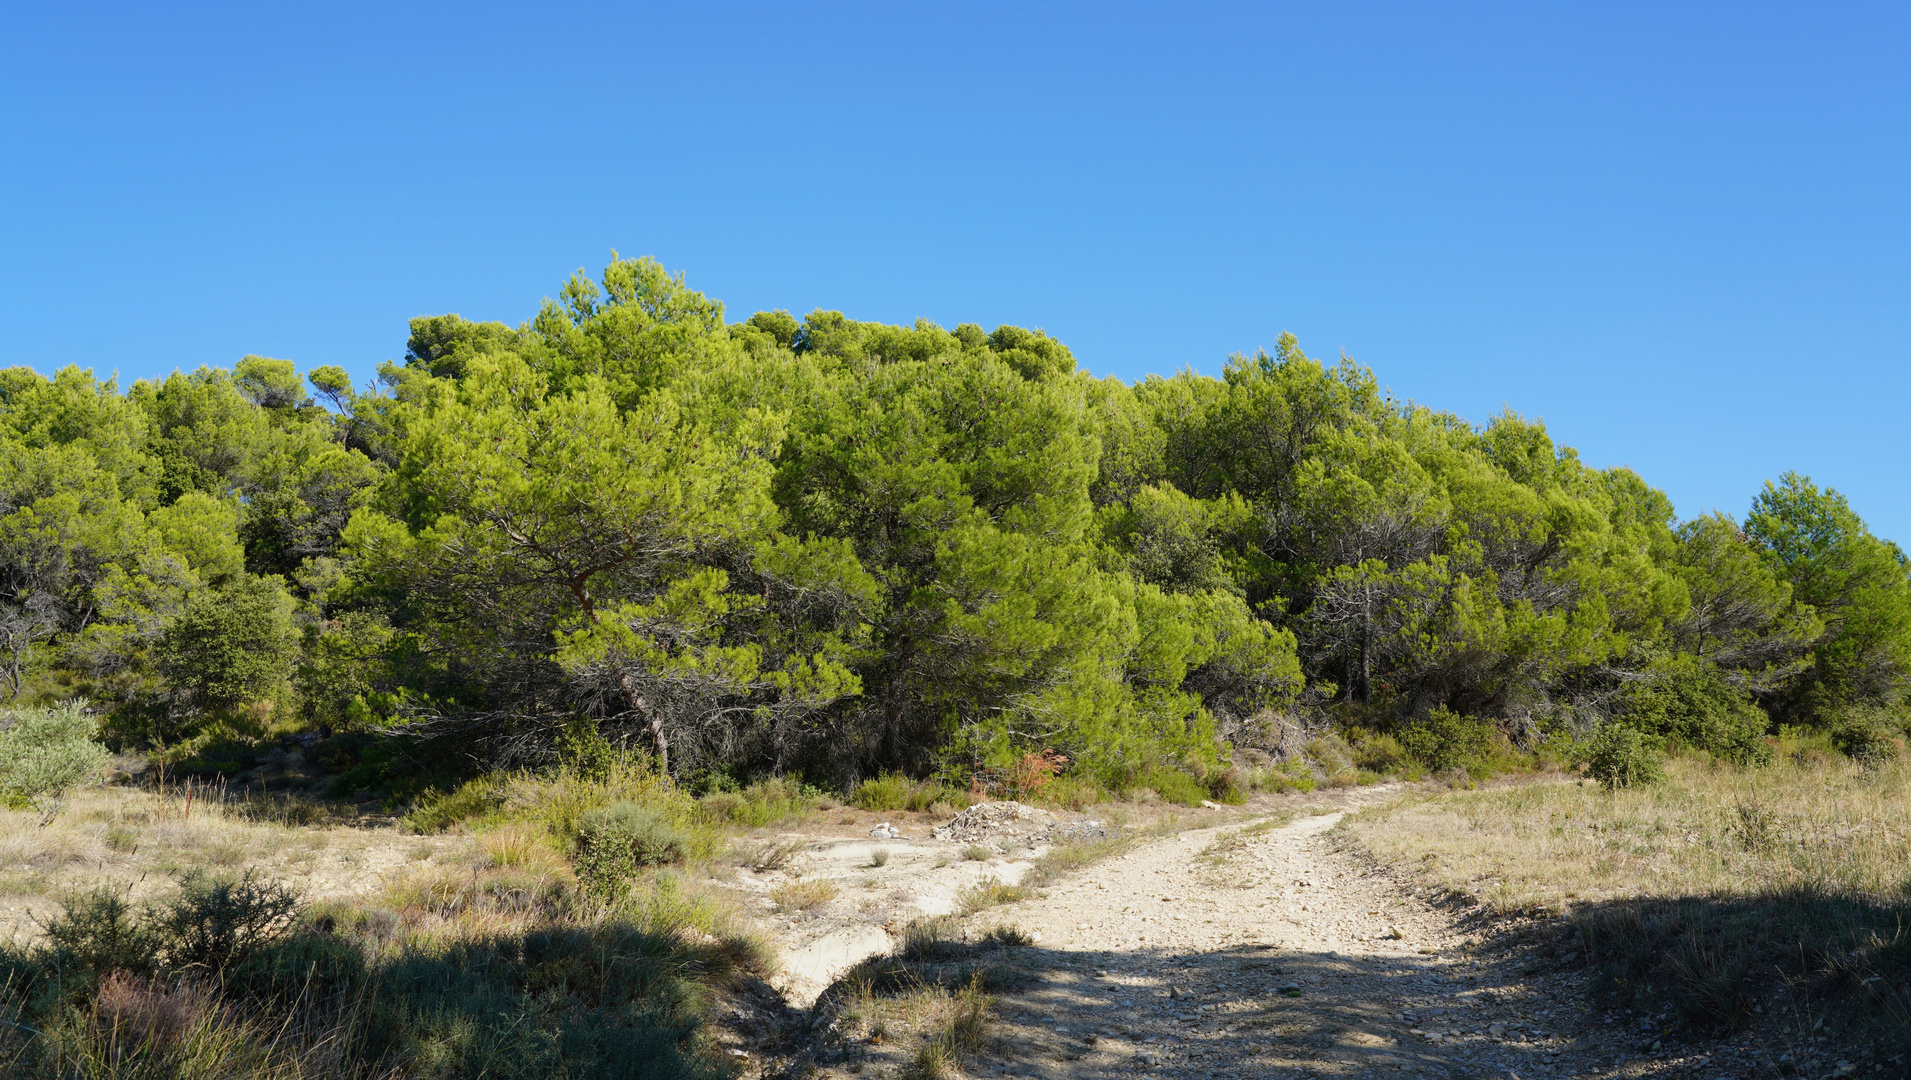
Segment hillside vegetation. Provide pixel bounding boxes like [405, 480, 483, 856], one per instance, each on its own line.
[6, 254, 1907, 798]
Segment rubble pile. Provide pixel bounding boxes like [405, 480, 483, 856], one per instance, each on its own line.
[931, 801, 1108, 849]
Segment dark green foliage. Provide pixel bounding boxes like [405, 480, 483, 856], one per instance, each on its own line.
[42, 886, 158, 980]
[1586, 725, 1665, 789]
[1619, 659, 1774, 764]
[1823, 703, 1908, 764]
[154, 573, 299, 716]
[1397, 708, 1494, 772]
[572, 802, 690, 900]
[152, 869, 301, 977]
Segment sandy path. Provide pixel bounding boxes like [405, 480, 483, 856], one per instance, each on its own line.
[964, 805, 1610, 1080]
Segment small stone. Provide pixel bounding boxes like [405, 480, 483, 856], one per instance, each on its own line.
[1489, 1024, 1507, 1038]
[1384, 926, 1405, 939]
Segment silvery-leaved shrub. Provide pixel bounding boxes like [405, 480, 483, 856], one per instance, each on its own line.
[0, 700, 111, 824]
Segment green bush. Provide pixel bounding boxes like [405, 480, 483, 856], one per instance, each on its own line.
[701, 774, 830, 826]
[154, 869, 302, 976]
[404, 775, 507, 833]
[571, 802, 689, 901]
[1345, 728, 1429, 779]
[42, 886, 158, 982]
[0, 701, 111, 824]
[1586, 724, 1665, 790]
[851, 772, 912, 811]
[554, 716, 616, 781]
[1398, 708, 1494, 772]
[1824, 703, 1908, 765]
[1620, 659, 1773, 765]
[1136, 767, 1208, 806]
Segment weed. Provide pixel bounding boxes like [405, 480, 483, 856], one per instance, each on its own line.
[772, 878, 839, 912]
[907, 972, 992, 1079]
[955, 877, 1029, 916]
[901, 915, 965, 960]
[738, 838, 803, 873]
[869, 847, 890, 868]
[960, 845, 992, 862]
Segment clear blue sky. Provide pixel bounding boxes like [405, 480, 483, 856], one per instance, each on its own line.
[4, 3, 1907, 539]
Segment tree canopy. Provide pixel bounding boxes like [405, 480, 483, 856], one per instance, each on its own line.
[3, 255, 1904, 789]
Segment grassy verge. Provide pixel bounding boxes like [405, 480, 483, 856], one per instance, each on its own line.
[1343, 755, 1911, 1048]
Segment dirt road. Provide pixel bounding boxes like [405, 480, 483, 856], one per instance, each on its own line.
[961, 803, 1613, 1079]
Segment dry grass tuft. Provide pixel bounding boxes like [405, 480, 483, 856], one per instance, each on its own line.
[906, 972, 993, 1079]
[955, 876, 1029, 916]
[771, 877, 839, 912]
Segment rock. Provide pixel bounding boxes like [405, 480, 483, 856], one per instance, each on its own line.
[1489, 1023, 1506, 1038]
[868, 822, 900, 838]
[1384, 925, 1405, 939]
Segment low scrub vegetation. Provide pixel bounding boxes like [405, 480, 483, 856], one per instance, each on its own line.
[0, 754, 770, 1079]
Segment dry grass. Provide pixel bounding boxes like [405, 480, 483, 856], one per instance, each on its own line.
[906, 972, 993, 1079]
[0, 785, 458, 950]
[1345, 755, 1911, 1045]
[771, 877, 840, 912]
[816, 922, 1025, 1080]
[1345, 756, 1911, 915]
[955, 876, 1030, 916]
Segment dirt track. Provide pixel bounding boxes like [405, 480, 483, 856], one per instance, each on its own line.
[757, 787, 1764, 1080]
[964, 802, 1612, 1079]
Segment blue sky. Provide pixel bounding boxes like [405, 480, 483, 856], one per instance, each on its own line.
[3, 3, 1907, 539]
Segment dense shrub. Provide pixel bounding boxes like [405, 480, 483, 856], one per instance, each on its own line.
[1620, 660, 1774, 765]
[1207, 765, 1250, 804]
[1586, 724, 1665, 790]
[571, 802, 689, 901]
[1824, 703, 1908, 765]
[851, 772, 912, 811]
[1134, 767, 1208, 806]
[42, 886, 158, 983]
[1347, 729, 1421, 778]
[153, 870, 302, 977]
[0, 702, 111, 824]
[1398, 709, 1494, 773]
[404, 774, 508, 832]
